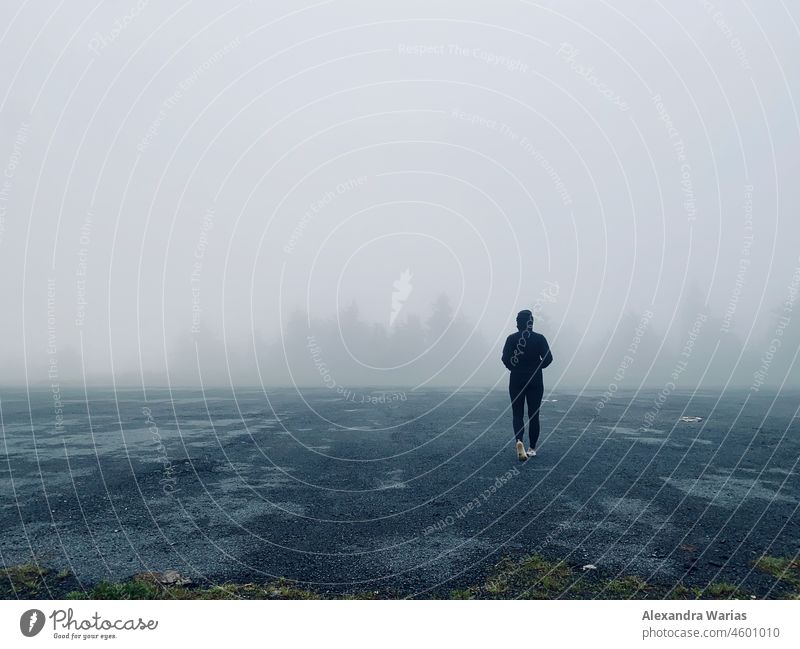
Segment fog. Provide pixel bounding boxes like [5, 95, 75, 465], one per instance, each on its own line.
[1, 0, 798, 391]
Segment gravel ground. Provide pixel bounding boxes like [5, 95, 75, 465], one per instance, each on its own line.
[1, 386, 798, 598]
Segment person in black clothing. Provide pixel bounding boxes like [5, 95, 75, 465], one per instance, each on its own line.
[501, 309, 553, 461]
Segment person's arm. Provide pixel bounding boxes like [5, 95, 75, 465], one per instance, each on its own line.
[501, 335, 514, 370]
[540, 335, 553, 368]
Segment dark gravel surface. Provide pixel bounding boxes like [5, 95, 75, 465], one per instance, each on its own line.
[1, 386, 798, 598]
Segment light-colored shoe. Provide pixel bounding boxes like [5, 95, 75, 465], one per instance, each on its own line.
[526, 448, 537, 458]
[516, 441, 528, 462]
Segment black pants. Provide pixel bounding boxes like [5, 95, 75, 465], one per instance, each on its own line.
[509, 372, 544, 448]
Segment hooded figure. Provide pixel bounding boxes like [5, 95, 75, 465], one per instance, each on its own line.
[501, 309, 553, 460]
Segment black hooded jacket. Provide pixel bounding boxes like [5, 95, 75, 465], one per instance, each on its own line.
[501, 329, 553, 376]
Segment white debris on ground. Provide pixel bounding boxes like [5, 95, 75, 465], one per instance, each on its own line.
[582, 564, 597, 571]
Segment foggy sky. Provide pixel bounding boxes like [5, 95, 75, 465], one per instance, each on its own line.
[1, 0, 799, 390]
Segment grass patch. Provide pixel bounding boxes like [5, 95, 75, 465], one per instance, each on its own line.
[9, 554, 796, 600]
[0, 563, 48, 596]
[482, 554, 576, 599]
[67, 576, 324, 600]
[706, 582, 744, 599]
[69, 579, 164, 600]
[669, 583, 696, 599]
[478, 553, 754, 600]
[754, 556, 800, 587]
[754, 555, 800, 596]
[341, 590, 381, 600]
[668, 583, 706, 599]
[263, 578, 320, 600]
[604, 576, 650, 598]
[670, 581, 755, 600]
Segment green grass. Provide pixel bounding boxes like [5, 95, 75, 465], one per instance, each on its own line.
[482, 554, 576, 598]
[66, 576, 322, 601]
[68, 579, 164, 600]
[706, 582, 745, 598]
[754, 555, 800, 596]
[604, 575, 650, 598]
[6, 553, 799, 599]
[341, 590, 382, 600]
[669, 582, 751, 600]
[673, 583, 705, 599]
[262, 578, 320, 600]
[476, 553, 767, 600]
[669, 583, 698, 599]
[0, 563, 48, 596]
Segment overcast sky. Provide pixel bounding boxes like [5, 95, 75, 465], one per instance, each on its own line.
[0, 0, 798, 388]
